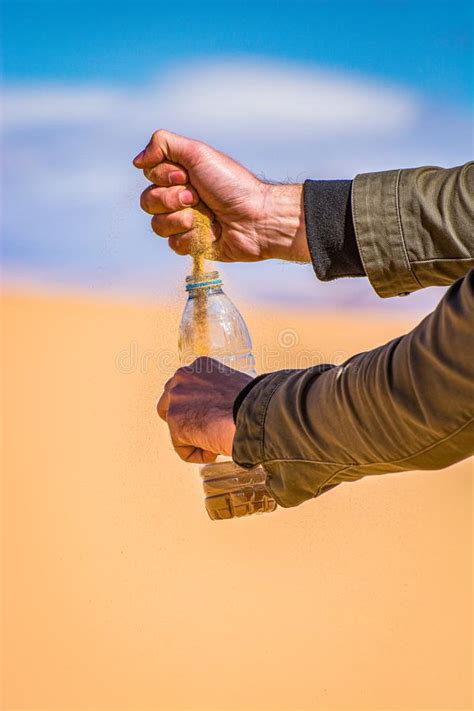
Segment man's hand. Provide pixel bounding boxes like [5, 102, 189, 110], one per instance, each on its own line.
[157, 357, 252, 464]
[133, 129, 309, 263]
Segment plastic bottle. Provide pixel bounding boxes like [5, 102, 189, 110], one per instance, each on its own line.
[178, 270, 277, 520]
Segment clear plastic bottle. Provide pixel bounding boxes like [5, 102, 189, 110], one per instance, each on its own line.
[178, 270, 277, 520]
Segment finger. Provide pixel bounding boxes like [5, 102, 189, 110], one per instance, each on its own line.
[167, 418, 218, 464]
[166, 220, 222, 257]
[133, 129, 199, 169]
[157, 391, 170, 421]
[168, 234, 193, 256]
[140, 184, 198, 215]
[174, 444, 218, 464]
[157, 377, 175, 421]
[151, 210, 194, 238]
[144, 162, 188, 186]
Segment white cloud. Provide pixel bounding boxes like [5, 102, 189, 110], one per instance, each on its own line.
[157, 59, 420, 136]
[3, 58, 419, 136]
[3, 86, 124, 126]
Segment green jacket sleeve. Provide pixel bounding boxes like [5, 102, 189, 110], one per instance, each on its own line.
[232, 271, 474, 508]
[352, 162, 474, 297]
[232, 162, 474, 508]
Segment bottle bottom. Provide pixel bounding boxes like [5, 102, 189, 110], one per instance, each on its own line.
[200, 458, 277, 521]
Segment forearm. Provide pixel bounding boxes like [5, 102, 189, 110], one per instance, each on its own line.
[264, 163, 473, 296]
[262, 181, 365, 278]
[259, 184, 309, 262]
[232, 271, 474, 508]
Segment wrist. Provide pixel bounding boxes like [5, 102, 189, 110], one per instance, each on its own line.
[259, 184, 310, 262]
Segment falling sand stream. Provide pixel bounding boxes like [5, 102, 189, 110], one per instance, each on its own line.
[189, 207, 214, 357]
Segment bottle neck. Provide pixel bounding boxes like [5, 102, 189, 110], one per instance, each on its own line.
[185, 271, 223, 298]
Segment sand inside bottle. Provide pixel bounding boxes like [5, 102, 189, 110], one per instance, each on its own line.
[190, 208, 214, 357]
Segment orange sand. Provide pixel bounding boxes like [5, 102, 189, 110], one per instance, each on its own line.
[189, 207, 215, 357]
[1, 288, 472, 710]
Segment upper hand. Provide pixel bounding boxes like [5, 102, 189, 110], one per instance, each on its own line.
[157, 357, 252, 464]
[133, 129, 310, 263]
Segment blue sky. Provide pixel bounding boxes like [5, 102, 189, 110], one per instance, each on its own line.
[2, 0, 473, 310]
[3, 0, 473, 105]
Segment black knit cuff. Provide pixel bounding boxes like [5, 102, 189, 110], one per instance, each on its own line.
[303, 179, 365, 280]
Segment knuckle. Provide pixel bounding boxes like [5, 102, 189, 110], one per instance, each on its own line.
[167, 402, 182, 424]
[177, 449, 189, 462]
[151, 215, 162, 234]
[170, 168, 187, 184]
[151, 165, 166, 183]
[163, 376, 175, 392]
[182, 210, 194, 229]
[139, 190, 148, 210]
[140, 188, 155, 212]
[168, 236, 188, 255]
[162, 189, 175, 210]
[151, 128, 169, 146]
[160, 213, 189, 238]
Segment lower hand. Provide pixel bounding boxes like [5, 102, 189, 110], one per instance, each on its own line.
[157, 357, 252, 464]
[133, 129, 309, 263]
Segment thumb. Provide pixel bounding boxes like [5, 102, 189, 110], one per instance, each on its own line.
[133, 129, 198, 170]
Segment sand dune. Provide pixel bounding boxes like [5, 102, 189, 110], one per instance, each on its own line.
[2, 288, 472, 709]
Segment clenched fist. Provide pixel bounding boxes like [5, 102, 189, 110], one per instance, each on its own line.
[157, 357, 253, 464]
[133, 129, 309, 263]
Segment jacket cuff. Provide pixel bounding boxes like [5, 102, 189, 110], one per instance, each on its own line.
[232, 370, 296, 468]
[303, 179, 365, 280]
[232, 373, 271, 423]
[352, 169, 421, 298]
